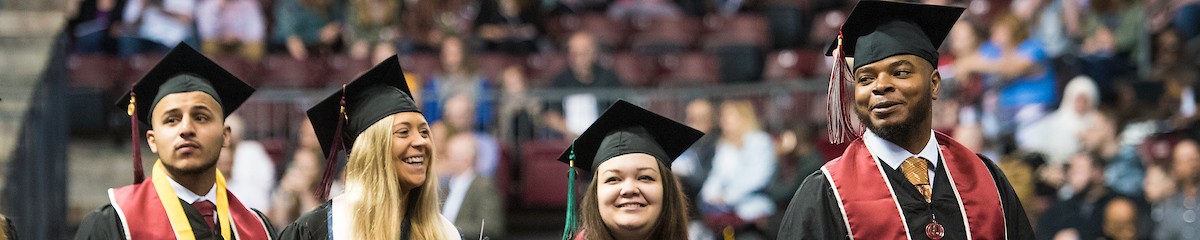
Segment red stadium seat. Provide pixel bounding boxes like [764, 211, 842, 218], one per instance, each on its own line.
[261, 55, 327, 89]
[517, 139, 571, 209]
[609, 52, 655, 87]
[397, 54, 442, 84]
[656, 52, 718, 87]
[702, 14, 769, 50]
[211, 56, 264, 87]
[524, 53, 567, 88]
[763, 49, 821, 80]
[478, 53, 517, 83]
[68, 54, 127, 90]
[325, 55, 373, 87]
[630, 16, 701, 53]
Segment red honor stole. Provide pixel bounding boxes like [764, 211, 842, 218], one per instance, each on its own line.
[821, 131, 1006, 239]
[108, 160, 272, 240]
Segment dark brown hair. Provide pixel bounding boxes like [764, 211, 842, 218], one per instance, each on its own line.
[579, 160, 689, 240]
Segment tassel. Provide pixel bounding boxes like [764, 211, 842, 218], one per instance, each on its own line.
[129, 92, 145, 184]
[561, 146, 577, 240]
[827, 34, 862, 144]
[316, 84, 349, 200]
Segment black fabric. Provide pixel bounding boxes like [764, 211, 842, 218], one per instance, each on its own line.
[1035, 187, 1122, 240]
[73, 198, 279, 240]
[549, 64, 622, 89]
[307, 55, 418, 158]
[150, 74, 223, 117]
[1, 215, 17, 240]
[777, 153, 1035, 239]
[117, 43, 255, 125]
[278, 201, 414, 240]
[822, 1, 964, 71]
[555, 100, 704, 179]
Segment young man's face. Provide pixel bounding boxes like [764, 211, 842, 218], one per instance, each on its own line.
[852, 54, 940, 141]
[146, 91, 229, 175]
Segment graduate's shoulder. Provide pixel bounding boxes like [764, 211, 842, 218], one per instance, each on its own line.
[278, 202, 331, 240]
[74, 204, 124, 240]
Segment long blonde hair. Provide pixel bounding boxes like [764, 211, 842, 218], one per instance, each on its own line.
[343, 114, 450, 240]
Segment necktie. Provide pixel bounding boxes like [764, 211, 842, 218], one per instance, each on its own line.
[900, 157, 932, 202]
[193, 200, 217, 231]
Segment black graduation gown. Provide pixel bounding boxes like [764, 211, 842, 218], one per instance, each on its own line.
[278, 201, 417, 240]
[73, 198, 278, 240]
[276, 202, 331, 240]
[2, 215, 17, 240]
[777, 154, 1035, 239]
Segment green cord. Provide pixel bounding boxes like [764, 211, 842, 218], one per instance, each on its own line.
[562, 146, 577, 240]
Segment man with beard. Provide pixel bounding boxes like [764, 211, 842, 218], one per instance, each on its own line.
[776, 1, 1034, 239]
[75, 43, 276, 239]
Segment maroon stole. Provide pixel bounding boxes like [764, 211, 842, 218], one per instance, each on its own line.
[107, 177, 273, 240]
[821, 131, 1006, 239]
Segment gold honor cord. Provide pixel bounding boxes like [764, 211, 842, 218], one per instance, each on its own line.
[151, 160, 235, 240]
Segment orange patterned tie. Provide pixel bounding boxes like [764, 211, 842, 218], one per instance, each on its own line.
[900, 157, 932, 202]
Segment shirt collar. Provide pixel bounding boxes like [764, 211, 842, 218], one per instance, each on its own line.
[164, 175, 218, 204]
[862, 130, 940, 170]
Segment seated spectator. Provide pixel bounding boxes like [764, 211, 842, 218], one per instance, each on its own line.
[119, 0, 198, 56]
[1153, 139, 1200, 239]
[956, 13, 1055, 128]
[608, 0, 682, 20]
[1076, 0, 1145, 85]
[1144, 164, 1175, 206]
[700, 100, 776, 237]
[273, 0, 343, 60]
[544, 32, 623, 138]
[1103, 197, 1139, 240]
[67, 0, 123, 54]
[1019, 76, 1099, 169]
[345, 0, 398, 63]
[1037, 152, 1122, 240]
[475, 0, 540, 55]
[672, 98, 720, 224]
[196, 0, 266, 61]
[496, 65, 544, 157]
[216, 114, 276, 211]
[436, 94, 501, 178]
[1079, 108, 1145, 197]
[423, 36, 493, 128]
[268, 118, 325, 228]
[437, 133, 506, 239]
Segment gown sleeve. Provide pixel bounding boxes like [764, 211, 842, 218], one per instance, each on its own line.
[776, 171, 850, 240]
[977, 154, 1036, 239]
[277, 203, 330, 240]
[251, 208, 279, 239]
[73, 204, 125, 240]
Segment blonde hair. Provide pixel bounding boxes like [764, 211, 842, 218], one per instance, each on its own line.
[723, 100, 761, 132]
[343, 114, 450, 240]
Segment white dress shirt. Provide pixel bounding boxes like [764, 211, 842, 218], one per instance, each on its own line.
[441, 171, 475, 223]
[165, 175, 218, 216]
[861, 130, 940, 183]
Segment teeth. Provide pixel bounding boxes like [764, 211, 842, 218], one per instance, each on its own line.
[618, 203, 646, 208]
[404, 156, 424, 164]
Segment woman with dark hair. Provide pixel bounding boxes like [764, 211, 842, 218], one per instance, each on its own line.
[558, 100, 701, 240]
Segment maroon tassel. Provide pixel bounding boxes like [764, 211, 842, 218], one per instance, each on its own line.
[827, 34, 863, 144]
[129, 92, 145, 184]
[315, 84, 348, 200]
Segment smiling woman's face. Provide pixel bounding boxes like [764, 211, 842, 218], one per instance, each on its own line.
[595, 153, 663, 238]
[391, 112, 431, 191]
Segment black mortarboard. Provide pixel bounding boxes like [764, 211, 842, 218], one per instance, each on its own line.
[306, 55, 418, 199]
[824, 1, 965, 71]
[556, 100, 703, 238]
[556, 100, 704, 179]
[117, 43, 255, 125]
[824, 1, 964, 144]
[116, 43, 255, 184]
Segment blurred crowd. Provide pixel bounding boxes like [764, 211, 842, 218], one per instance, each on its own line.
[60, 0, 1200, 239]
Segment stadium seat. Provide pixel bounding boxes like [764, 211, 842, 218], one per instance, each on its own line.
[524, 53, 567, 88]
[763, 49, 821, 80]
[261, 55, 327, 89]
[656, 52, 719, 87]
[610, 52, 655, 87]
[478, 53, 517, 83]
[325, 55, 373, 87]
[518, 140, 571, 209]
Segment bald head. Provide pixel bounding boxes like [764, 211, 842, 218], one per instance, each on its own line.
[1174, 139, 1200, 183]
[568, 32, 599, 75]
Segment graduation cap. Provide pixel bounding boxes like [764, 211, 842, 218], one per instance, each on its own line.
[116, 43, 255, 184]
[555, 100, 704, 239]
[824, 1, 965, 144]
[306, 55, 418, 200]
